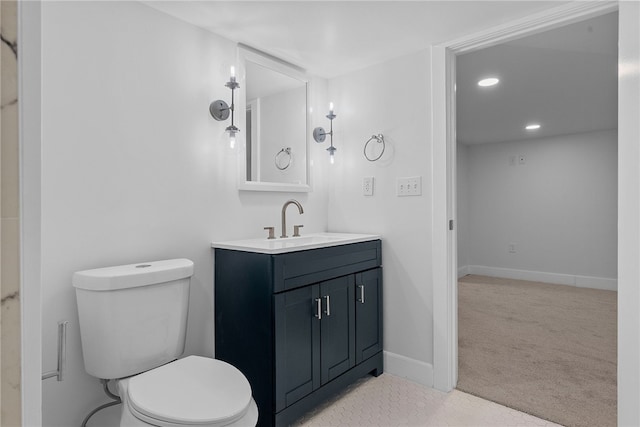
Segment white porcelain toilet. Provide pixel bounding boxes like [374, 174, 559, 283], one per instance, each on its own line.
[73, 259, 258, 426]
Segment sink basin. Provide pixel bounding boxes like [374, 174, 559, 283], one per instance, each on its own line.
[211, 232, 380, 254]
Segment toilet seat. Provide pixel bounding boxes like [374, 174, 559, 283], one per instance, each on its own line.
[126, 356, 254, 426]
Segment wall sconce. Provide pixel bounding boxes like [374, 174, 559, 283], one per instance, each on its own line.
[209, 66, 240, 148]
[313, 102, 337, 164]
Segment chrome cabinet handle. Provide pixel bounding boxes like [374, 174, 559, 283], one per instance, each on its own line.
[323, 295, 331, 316]
[314, 298, 322, 320]
[357, 285, 365, 304]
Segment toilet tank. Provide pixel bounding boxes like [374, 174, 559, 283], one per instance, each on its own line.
[73, 259, 194, 379]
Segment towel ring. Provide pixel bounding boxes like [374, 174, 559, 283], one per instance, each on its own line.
[275, 147, 292, 170]
[363, 134, 385, 162]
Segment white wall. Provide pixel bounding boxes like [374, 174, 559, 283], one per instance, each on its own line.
[456, 143, 470, 272]
[327, 50, 434, 384]
[40, 2, 328, 425]
[458, 130, 617, 288]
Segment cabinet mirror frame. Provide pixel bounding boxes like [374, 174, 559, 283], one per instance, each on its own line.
[237, 44, 312, 193]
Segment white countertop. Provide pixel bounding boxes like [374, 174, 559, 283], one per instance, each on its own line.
[211, 232, 380, 254]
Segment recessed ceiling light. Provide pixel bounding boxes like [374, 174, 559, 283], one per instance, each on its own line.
[525, 123, 541, 130]
[477, 77, 499, 87]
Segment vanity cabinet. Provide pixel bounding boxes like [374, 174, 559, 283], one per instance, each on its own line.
[214, 240, 383, 427]
[355, 268, 383, 363]
[275, 275, 356, 412]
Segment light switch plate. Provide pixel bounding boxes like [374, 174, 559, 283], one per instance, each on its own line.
[397, 176, 422, 196]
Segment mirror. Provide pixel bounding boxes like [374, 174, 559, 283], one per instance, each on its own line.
[238, 45, 311, 192]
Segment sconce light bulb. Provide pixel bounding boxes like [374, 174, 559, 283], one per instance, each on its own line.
[230, 66, 235, 78]
[330, 152, 335, 164]
[329, 102, 334, 114]
[229, 133, 236, 149]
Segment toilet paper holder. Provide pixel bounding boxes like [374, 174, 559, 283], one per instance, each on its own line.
[42, 320, 68, 382]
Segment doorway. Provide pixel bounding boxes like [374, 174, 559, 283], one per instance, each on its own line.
[453, 14, 618, 425]
[428, 0, 640, 420]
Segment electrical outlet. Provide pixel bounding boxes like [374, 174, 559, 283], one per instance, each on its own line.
[508, 243, 516, 253]
[363, 177, 374, 196]
[518, 155, 526, 165]
[397, 179, 406, 196]
[397, 176, 422, 196]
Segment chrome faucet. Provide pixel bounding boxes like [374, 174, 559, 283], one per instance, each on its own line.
[281, 199, 304, 238]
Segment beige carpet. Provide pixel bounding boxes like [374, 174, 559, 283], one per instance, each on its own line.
[457, 275, 617, 427]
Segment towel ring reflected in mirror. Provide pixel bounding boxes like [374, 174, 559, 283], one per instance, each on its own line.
[275, 147, 292, 170]
[363, 134, 386, 162]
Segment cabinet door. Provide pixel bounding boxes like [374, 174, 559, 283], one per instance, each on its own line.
[319, 275, 355, 384]
[274, 285, 321, 412]
[355, 268, 383, 364]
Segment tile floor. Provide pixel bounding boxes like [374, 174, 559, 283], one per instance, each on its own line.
[91, 372, 562, 426]
[295, 374, 562, 427]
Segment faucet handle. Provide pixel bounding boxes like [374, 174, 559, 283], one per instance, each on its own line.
[293, 225, 304, 237]
[264, 226, 276, 239]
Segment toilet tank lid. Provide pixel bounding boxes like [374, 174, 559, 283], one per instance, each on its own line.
[72, 259, 194, 291]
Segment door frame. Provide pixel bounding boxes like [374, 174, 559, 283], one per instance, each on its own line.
[431, 0, 619, 392]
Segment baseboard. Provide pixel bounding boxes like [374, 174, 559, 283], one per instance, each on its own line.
[458, 265, 469, 278]
[461, 265, 617, 291]
[383, 351, 433, 388]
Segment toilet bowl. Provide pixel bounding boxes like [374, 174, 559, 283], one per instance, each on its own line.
[117, 356, 258, 427]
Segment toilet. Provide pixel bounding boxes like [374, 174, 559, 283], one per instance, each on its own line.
[73, 259, 258, 426]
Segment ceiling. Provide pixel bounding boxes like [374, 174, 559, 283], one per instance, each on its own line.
[142, 1, 565, 79]
[456, 12, 618, 145]
[141, 1, 616, 145]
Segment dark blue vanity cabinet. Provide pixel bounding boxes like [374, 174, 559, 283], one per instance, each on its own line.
[214, 240, 383, 427]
